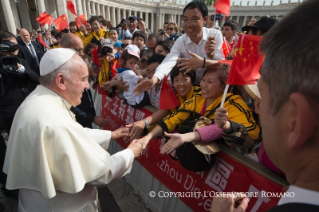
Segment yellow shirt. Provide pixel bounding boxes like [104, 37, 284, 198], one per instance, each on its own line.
[159, 93, 260, 140]
[82, 29, 110, 46]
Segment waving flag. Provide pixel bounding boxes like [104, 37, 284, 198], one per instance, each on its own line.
[226, 34, 263, 85]
[53, 14, 68, 32]
[159, 75, 179, 110]
[214, 0, 231, 16]
[222, 37, 232, 56]
[66, 1, 77, 16]
[36, 12, 53, 27]
[76, 14, 87, 28]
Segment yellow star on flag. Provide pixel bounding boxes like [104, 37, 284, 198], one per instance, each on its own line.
[234, 44, 245, 57]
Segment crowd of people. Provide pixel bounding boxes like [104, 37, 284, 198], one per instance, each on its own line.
[0, 0, 318, 211]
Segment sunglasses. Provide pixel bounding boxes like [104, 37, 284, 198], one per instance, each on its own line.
[167, 28, 174, 31]
[140, 59, 148, 64]
[99, 47, 113, 56]
[121, 43, 128, 48]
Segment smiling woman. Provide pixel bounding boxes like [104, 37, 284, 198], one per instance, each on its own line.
[135, 63, 260, 172]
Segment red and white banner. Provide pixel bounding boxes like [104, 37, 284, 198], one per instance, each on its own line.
[101, 94, 284, 212]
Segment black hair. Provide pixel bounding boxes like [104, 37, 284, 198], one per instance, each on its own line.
[60, 28, 69, 33]
[101, 19, 107, 27]
[148, 33, 162, 43]
[109, 27, 119, 35]
[55, 32, 62, 39]
[0, 31, 16, 43]
[164, 22, 169, 25]
[154, 40, 173, 54]
[69, 21, 80, 32]
[120, 49, 139, 67]
[132, 31, 147, 43]
[147, 54, 165, 66]
[170, 65, 196, 84]
[183, 0, 208, 17]
[223, 21, 238, 31]
[98, 15, 104, 20]
[140, 49, 153, 59]
[84, 43, 97, 55]
[89, 16, 100, 25]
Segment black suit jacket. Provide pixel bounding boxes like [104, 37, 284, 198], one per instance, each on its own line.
[0, 57, 39, 119]
[71, 89, 96, 129]
[267, 203, 319, 212]
[18, 41, 44, 91]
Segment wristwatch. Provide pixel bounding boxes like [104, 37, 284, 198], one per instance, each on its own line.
[143, 118, 151, 129]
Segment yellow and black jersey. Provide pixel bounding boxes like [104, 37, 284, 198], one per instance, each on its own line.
[171, 86, 202, 113]
[159, 93, 260, 140]
[82, 29, 110, 46]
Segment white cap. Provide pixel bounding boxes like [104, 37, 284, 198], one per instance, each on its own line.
[40, 48, 76, 76]
[125, 44, 140, 59]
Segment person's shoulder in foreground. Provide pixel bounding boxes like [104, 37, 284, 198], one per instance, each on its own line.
[211, 0, 319, 211]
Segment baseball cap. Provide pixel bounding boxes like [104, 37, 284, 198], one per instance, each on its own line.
[128, 15, 137, 21]
[100, 38, 115, 49]
[242, 16, 278, 33]
[40, 48, 76, 76]
[125, 44, 140, 59]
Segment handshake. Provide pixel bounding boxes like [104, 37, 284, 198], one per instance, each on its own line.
[110, 127, 144, 158]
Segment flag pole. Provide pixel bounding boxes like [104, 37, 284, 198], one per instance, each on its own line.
[223, 36, 230, 55]
[220, 84, 229, 107]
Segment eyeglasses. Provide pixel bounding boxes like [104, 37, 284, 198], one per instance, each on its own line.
[121, 43, 128, 48]
[140, 59, 148, 64]
[167, 28, 174, 31]
[181, 18, 203, 25]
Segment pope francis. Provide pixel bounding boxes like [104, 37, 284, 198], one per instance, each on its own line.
[3, 48, 143, 211]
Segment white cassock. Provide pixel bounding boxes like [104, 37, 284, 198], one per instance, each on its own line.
[3, 85, 134, 212]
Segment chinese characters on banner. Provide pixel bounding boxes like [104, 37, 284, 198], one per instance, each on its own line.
[102, 94, 284, 212]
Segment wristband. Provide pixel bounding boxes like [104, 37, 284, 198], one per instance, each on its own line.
[143, 119, 151, 129]
[202, 58, 206, 68]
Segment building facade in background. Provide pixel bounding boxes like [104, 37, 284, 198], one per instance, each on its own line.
[0, 0, 302, 34]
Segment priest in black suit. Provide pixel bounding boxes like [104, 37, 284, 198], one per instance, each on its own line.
[18, 28, 44, 92]
[210, 0, 319, 211]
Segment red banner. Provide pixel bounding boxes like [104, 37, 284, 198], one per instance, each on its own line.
[101, 94, 284, 212]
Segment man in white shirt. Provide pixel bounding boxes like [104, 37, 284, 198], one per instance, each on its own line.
[123, 15, 139, 39]
[133, 1, 223, 94]
[211, 1, 319, 211]
[3, 48, 143, 211]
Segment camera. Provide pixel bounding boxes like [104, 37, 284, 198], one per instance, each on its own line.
[211, 13, 222, 21]
[0, 40, 19, 72]
[0, 40, 18, 53]
[160, 30, 165, 35]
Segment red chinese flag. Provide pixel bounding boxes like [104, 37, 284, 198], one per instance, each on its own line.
[76, 14, 87, 28]
[39, 12, 48, 18]
[222, 39, 232, 56]
[66, 1, 77, 16]
[227, 34, 263, 85]
[159, 75, 179, 110]
[218, 60, 233, 66]
[214, 0, 231, 16]
[36, 13, 53, 26]
[53, 14, 69, 32]
[36, 35, 47, 48]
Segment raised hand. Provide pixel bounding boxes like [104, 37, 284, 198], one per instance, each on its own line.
[205, 36, 216, 59]
[177, 51, 204, 74]
[111, 127, 130, 140]
[126, 120, 145, 140]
